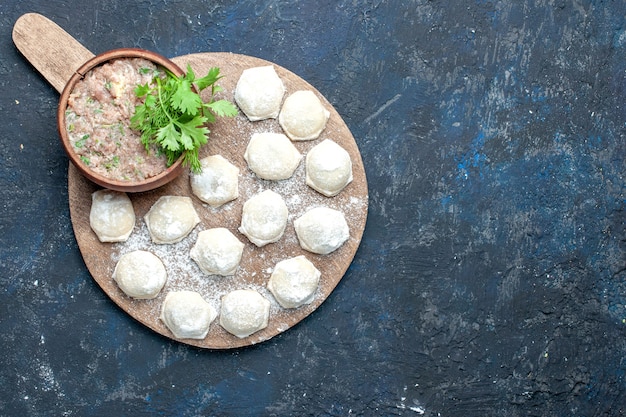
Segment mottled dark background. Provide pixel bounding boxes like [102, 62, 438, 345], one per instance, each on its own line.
[1, 1, 625, 416]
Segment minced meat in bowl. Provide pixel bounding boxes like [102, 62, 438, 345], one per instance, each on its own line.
[58, 49, 186, 192]
[65, 58, 166, 181]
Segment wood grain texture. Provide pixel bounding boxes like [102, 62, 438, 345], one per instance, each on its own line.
[12, 13, 94, 93]
[68, 52, 368, 349]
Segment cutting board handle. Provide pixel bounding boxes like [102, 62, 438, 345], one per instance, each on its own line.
[12, 13, 95, 93]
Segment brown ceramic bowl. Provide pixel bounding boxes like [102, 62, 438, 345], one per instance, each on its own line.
[57, 48, 186, 193]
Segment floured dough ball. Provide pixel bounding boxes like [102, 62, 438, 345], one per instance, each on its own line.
[294, 207, 350, 255]
[279, 90, 330, 141]
[190, 228, 245, 276]
[190, 155, 239, 207]
[239, 190, 288, 247]
[89, 189, 135, 242]
[160, 291, 217, 339]
[305, 139, 353, 197]
[268, 256, 321, 309]
[219, 289, 271, 338]
[113, 250, 167, 299]
[234, 66, 285, 121]
[244, 132, 302, 180]
[145, 196, 200, 244]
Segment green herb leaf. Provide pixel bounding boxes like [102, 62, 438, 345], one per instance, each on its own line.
[156, 124, 181, 151]
[131, 64, 237, 173]
[180, 116, 209, 147]
[134, 83, 151, 97]
[195, 67, 222, 91]
[171, 79, 201, 115]
[206, 99, 239, 118]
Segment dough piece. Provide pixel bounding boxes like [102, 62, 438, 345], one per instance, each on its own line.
[160, 291, 217, 340]
[190, 155, 239, 207]
[89, 189, 135, 242]
[278, 90, 330, 141]
[239, 190, 288, 247]
[305, 139, 353, 197]
[294, 207, 350, 255]
[219, 289, 271, 338]
[244, 132, 302, 180]
[268, 256, 321, 309]
[145, 196, 200, 244]
[190, 228, 245, 276]
[113, 250, 167, 299]
[234, 66, 285, 121]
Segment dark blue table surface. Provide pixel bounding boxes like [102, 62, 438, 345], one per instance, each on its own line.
[1, 1, 625, 416]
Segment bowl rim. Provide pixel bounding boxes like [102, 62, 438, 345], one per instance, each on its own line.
[57, 48, 186, 193]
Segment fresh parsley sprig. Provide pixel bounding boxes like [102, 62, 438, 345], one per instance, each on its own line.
[131, 64, 238, 173]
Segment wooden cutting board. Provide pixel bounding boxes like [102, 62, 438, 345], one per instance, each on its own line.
[15, 13, 368, 349]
